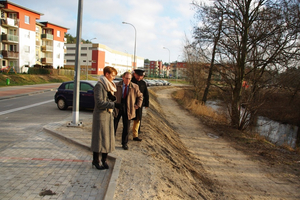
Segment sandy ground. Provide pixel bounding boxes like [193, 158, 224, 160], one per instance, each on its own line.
[112, 86, 300, 200]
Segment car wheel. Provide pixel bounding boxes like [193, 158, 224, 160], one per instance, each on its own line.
[57, 98, 68, 110]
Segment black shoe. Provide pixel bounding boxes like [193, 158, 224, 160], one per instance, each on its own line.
[92, 161, 105, 170]
[102, 161, 109, 169]
[122, 144, 129, 150]
[133, 137, 142, 141]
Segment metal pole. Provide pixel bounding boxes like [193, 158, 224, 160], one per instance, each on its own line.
[70, 0, 83, 126]
[122, 22, 136, 69]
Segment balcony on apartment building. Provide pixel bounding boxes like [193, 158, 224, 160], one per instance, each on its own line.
[41, 45, 53, 52]
[1, 18, 19, 28]
[1, 33, 19, 43]
[1, 50, 19, 59]
[41, 57, 53, 64]
[41, 33, 53, 40]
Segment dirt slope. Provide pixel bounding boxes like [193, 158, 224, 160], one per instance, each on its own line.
[113, 86, 300, 200]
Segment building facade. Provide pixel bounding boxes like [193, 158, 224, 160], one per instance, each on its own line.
[0, 0, 68, 73]
[148, 60, 187, 78]
[65, 43, 144, 76]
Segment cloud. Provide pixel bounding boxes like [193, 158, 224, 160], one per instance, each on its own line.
[9, 0, 195, 62]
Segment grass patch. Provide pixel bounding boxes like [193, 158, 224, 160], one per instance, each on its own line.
[172, 88, 228, 124]
[0, 74, 73, 87]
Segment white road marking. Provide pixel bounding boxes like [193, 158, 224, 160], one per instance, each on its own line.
[0, 100, 53, 115]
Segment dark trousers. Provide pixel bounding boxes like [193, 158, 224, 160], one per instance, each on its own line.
[114, 100, 131, 145]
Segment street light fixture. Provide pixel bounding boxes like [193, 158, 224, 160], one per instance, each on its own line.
[163, 47, 170, 78]
[89, 37, 96, 43]
[122, 21, 136, 69]
[86, 38, 96, 80]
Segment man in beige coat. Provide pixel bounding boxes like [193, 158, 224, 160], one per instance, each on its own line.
[114, 72, 143, 150]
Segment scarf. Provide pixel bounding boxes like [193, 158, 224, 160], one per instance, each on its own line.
[99, 75, 117, 113]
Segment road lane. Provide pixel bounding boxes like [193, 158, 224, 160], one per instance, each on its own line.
[0, 100, 53, 115]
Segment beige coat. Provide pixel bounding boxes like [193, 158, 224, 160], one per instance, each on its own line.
[114, 81, 143, 120]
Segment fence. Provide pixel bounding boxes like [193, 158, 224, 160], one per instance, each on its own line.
[28, 68, 74, 76]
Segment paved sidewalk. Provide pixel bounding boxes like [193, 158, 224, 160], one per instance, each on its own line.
[0, 83, 61, 100]
[0, 83, 121, 200]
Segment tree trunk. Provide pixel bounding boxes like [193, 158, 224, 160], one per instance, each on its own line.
[202, 15, 223, 104]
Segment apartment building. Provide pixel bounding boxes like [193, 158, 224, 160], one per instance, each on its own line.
[148, 60, 186, 78]
[0, 0, 68, 73]
[65, 43, 144, 76]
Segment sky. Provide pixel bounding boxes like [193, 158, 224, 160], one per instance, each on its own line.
[10, 0, 197, 64]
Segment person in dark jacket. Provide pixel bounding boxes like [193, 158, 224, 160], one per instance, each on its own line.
[91, 66, 122, 170]
[114, 72, 143, 150]
[131, 69, 149, 141]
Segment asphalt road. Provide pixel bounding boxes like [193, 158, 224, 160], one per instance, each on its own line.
[0, 91, 72, 150]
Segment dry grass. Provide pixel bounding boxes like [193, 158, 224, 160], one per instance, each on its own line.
[172, 89, 228, 124]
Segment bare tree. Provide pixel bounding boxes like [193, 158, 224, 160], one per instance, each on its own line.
[191, 0, 300, 130]
[183, 41, 207, 100]
[191, 1, 224, 104]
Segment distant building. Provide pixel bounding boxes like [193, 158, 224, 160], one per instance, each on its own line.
[65, 43, 144, 76]
[148, 60, 186, 78]
[0, 0, 68, 73]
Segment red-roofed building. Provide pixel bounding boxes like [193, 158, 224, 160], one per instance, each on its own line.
[0, 0, 68, 73]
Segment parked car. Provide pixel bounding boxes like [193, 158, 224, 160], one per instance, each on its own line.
[160, 80, 171, 85]
[147, 79, 156, 86]
[54, 80, 98, 110]
[113, 77, 122, 84]
[152, 80, 163, 86]
[144, 79, 155, 86]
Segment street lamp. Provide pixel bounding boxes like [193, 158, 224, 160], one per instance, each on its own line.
[89, 37, 96, 43]
[122, 21, 136, 69]
[86, 38, 96, 80]
[163, 47, 170, 78]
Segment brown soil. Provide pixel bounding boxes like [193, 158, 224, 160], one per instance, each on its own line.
[112, 85, 300, 200]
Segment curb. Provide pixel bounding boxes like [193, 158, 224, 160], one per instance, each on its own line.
[43, 127, 121, 200]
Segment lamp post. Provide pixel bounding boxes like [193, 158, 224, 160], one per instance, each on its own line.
[122, 22, 136, 69]
[163, 47, 170, 78]
[86, 38, 96, 80]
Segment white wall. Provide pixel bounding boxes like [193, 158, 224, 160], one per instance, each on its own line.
[19, 28, 36, 73]
[53, 40, 65, 69]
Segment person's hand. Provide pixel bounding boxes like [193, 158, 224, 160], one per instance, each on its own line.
[134, 105, 139, 109]
[114, 103, 123, 110]
[107, 92, 116, 101]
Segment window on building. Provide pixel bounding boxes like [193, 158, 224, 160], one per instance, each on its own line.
[65, 53, 76, 56]
[67, 60, 75, 63]
[81, 53, 87, 57]
[57, 30, 60, 37]
[81, 47, 87, 50]
[67, 47, 76, 50]
[24, 31, 30, 38]
[25, 15, 30, 24]
[9, 44, 17, 52]
[24, 46, 30, 53]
